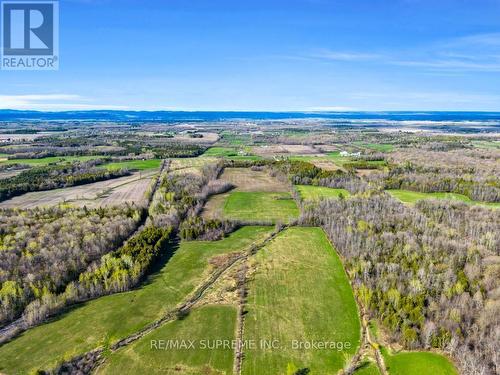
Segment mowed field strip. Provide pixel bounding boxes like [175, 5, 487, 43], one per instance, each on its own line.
[0, 227, 273, 374]
[241, 227, 361, 374]
[381, 347, 458, 375]
[387, 189, 500, 208]
[296, 185, 350, 201]
[0, 155, 103, 166]
[223, 192, 299, 223]
[99, 305, 237, 375]
[0, 171, 157, 209]
[202, 168, 299, 223]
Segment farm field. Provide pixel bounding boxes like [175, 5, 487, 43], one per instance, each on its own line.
[219, 131, 252, 145]
[353, 142, 394, 152]
[0, 226, 273, 374]
[325, 151, 352, 166]
[241, 227, 361, 374]
[381, 348, 458, 375]
[100, 305, 236, 375]
[0, 171, 156, 209]
[203, 147, 261, 161]
[387, 189, 500, 208]
[252, 144, 320, 157]
[169, 156, 217, 171]
[217, 167, 289, 192]
[202, 168, 291, 219]
[296, 185, 350, 201]
[0, 155, 103, 166]
[103, 159, 162, 171]
[223, 191, 299, 223]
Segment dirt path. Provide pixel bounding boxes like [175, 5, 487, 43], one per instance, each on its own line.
[343, 304, 388, 375]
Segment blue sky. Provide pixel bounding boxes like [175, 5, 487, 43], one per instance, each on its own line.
[1, 0, 500, 111]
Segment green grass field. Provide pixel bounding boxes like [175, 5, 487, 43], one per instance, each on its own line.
[203, 147, 241, 157]
[0, 155, 102, 166]
[387, 189, 500, 208]
[472, 140, 500, 149]
[241, 227, 361, 374]
[220, 131, 252, 145]
[100, 305, 237, 375]
[296, 185, 350, 201]
[353, 361, 382, 375]
[382, 348, 458, 375]
[103, 159, 162, 171]
[223, 192, 299, 223]
[203, 147, 261, 161]
[353, 142, 394, 152]
[326, 151, 351, 166]
[0, 227, 273, 374]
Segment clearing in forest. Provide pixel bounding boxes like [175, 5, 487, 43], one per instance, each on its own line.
[241, 227, 361, 374]
[0, 227, 273, 374]
[296, 185, 350, 201]
[387, 189, 500, 208]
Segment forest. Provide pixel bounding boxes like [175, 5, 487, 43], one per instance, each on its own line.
[0, 205, 141, 325]
[301, 194, 499, 375]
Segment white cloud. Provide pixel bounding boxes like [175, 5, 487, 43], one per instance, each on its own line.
[0, 94, 128, 110]
[306, 106, 356, 111]
[311, 49, 382, 62]
[306, 33, 500, 72]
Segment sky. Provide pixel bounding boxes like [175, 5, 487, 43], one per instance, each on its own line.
[1, 0, 500, 111]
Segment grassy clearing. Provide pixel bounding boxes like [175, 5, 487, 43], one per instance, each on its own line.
[220, 131, 252, 145]
[353, 142, 394, 152]
[324, 151, 353, 168]
[472, 140, 500, 149]
[0, 155, 102, 166]
[169, 156, 218, 171]
[242, 227, 361, 374]
[353, 361, 382, 375]
[103, 159, 161, 171]
[202, 147, 260, 161]
[100, 305, 236, 375]
[387, 189, 500, 208]
[223, 192, 299, 223]
[381, 348, 458, 375]
[0, 227, 273, 374]
[296, 185, 350, 201]
[203, 147, 240, 157]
